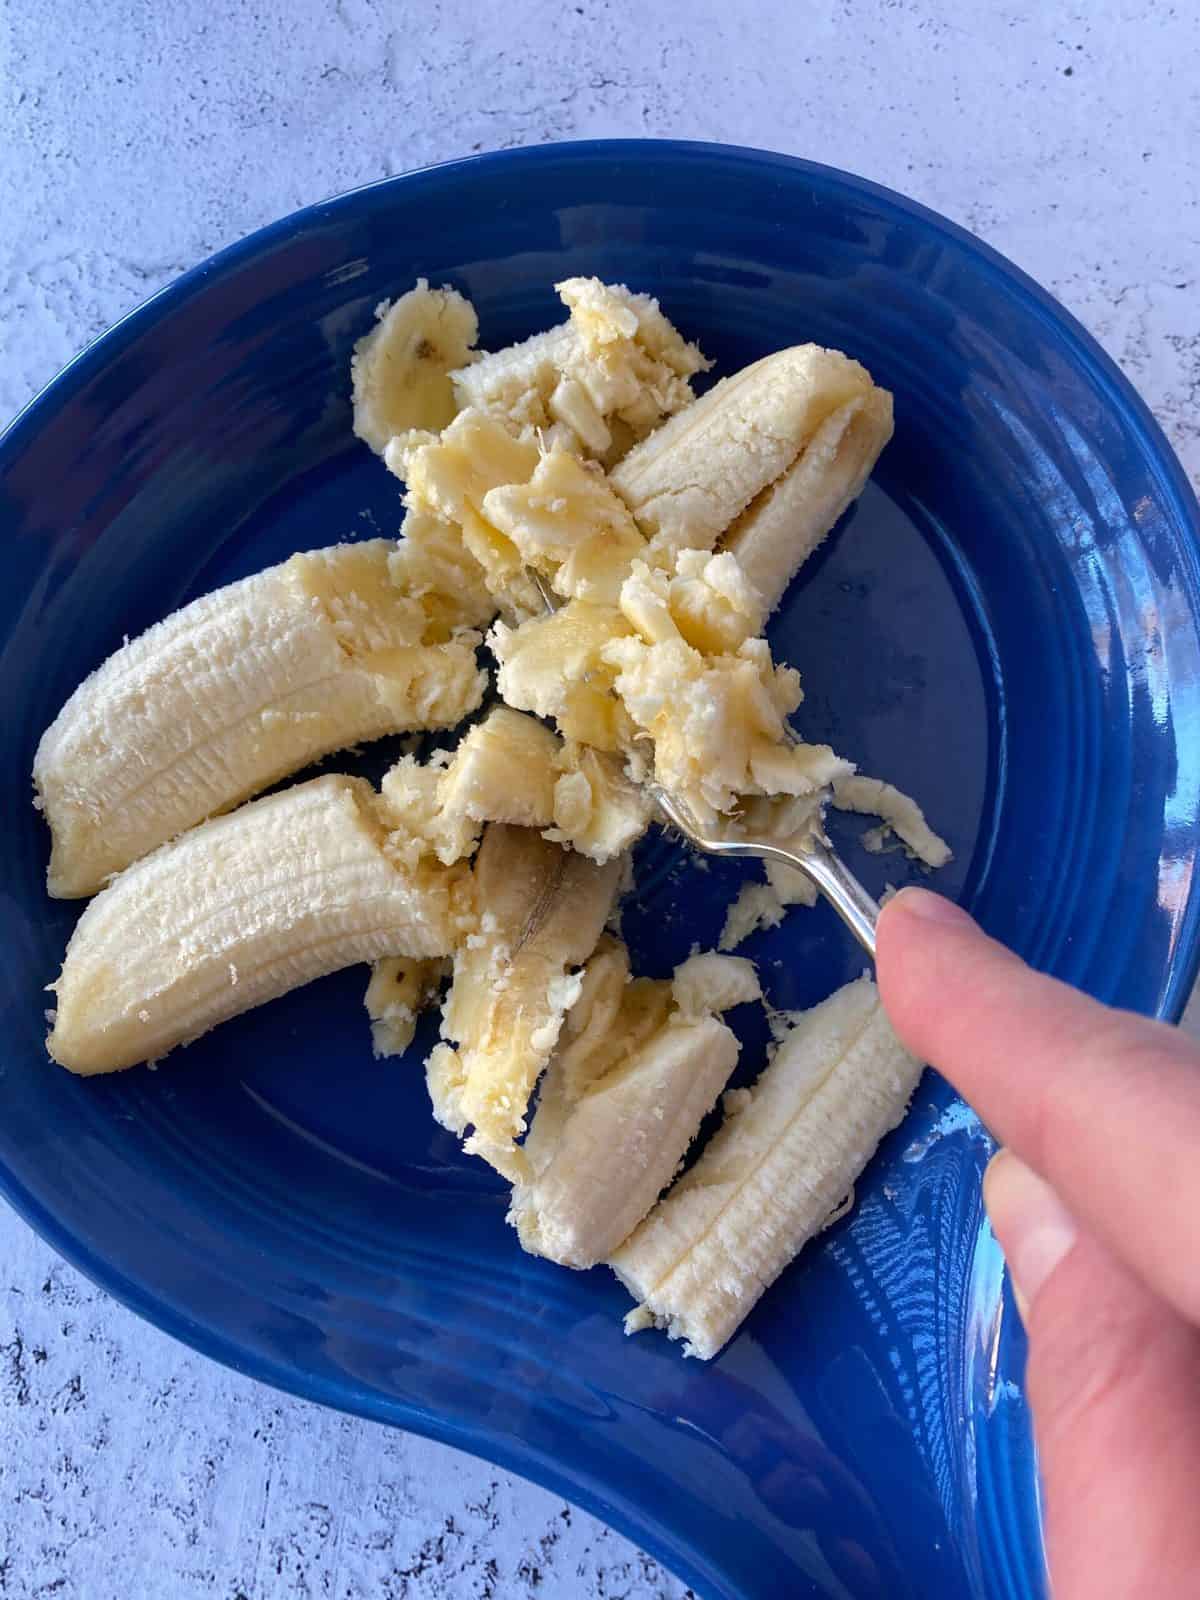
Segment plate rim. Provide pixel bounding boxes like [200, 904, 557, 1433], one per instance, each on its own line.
[3, 136, 1198, 1595]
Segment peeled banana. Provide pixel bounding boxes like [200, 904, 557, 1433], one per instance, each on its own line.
[510, 942, 761, 1268]
[609, 976, 922, 1359]
[34, 540, 486, 898]
[610, 345, 877, 561]
[427, 823, 623, 1179]
[48, 775, 469, 1075]
[351, 279, 479, 454]
[721, 388, 894, 614]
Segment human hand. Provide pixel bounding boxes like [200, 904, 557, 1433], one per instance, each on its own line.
[876, 888, 1200, 1600]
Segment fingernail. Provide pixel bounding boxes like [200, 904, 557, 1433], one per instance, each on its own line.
[888, 886, 975, 929]
[984, 1149, 1077, 1323]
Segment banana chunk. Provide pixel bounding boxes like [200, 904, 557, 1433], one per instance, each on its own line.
[450, 278, 708, 460]
[491, 600, 634, 753]
[378, 754, 480, 868]
[510, 942, 760, 1268]
[352, 279, 479, 454]
[49, 775, 468, 1075]
[547, 742, 651, 863]
[388, 509, 498, 637]
[34, 541, 486, 898]
[365, 956, 449, 1058]
[604, 617, 847, 821]
[428, 824, 623, 1178]
[494, 554, 852, 826]
[833, 775, 951, 868]
[610, 345, 875, 561]
[671, 951, 760, 1020]
[721, 388, 894, 614]
[719, 880, 790, 951]
[379, 709, 651, 871]
[387, 408, 544, 620]
[482, 447, 647, 605]
[390, 407, 541, 530]
[717, 790, 833, 948]
[609, 976, 922, 1359]
[437, 705, 562, 833]
[451, 324, 577, 440]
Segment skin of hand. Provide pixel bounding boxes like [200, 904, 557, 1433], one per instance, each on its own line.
[876, 888, 1200, 1600]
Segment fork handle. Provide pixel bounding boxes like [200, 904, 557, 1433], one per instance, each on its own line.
[699, 833, 880, 959]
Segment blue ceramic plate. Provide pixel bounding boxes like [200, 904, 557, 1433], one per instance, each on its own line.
[2, 142, 1198, 1599]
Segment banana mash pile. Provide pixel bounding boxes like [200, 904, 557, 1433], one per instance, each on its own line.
[33, 278, 948, 1359]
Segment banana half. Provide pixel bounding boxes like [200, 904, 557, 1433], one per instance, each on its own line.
[34, 541, 486, 898]
[510, 943, 761, 1268]
[609, 977, 922, 1359]
[49, 774, 470, 1075]
[427, 823, 624, 1180]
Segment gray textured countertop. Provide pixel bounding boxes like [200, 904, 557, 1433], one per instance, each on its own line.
[1, 3, 1197, 1596]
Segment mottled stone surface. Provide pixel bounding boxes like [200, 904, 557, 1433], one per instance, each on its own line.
[0, 2, 1196, 1596]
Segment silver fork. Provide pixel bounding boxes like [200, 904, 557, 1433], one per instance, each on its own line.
[527, 572, 880, 957]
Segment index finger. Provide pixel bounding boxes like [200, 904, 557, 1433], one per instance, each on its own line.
[876, 887, 1200, 1328]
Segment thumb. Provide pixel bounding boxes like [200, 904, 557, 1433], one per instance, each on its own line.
[985, 1151, 1200, 1600]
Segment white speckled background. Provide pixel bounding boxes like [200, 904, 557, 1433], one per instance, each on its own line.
[1, 3, 1196, 1596]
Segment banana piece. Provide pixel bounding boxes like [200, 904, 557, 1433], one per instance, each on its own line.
[718, 862, 819, 952]
[719, 881, 790, 951]
[555, 277, 709, 436]
[670, 949, 762, 1018]
[482, 447, 647, 605]
[609, 345, 875, 561]
[833, 775, 951, 868]
[664, 549, 765, 655]
[427, 824, 623, 1178]
[510, 943, 760, 1267]
[380, 709, 651, 870]
[491, 601, 635, 753]
[34, 541, 486, 898]
[546, 742, 651, 863]
[367, 278, 708, 636]
[390, 408, 541, 527]
[388, 509, 498, 637]
[386, 409, 543, 617]
[716, 791, 832, 949]
[439, 708, 650, 864]
[378, 755, 479, 868]
[365, 955, 449, 1058]
[351, 280, 479, 454]
[450, 278, 708, 460]
[609, 560, 855, 818]
[603, 623, 832, 822]
[493, 551, 850, 824]
[721, 389, 894, 614]
[48, 775, 469, 1075]
[609, 976, 922, 1359]
[437, 706, 561, 833]
[450, 324, 577, 437]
